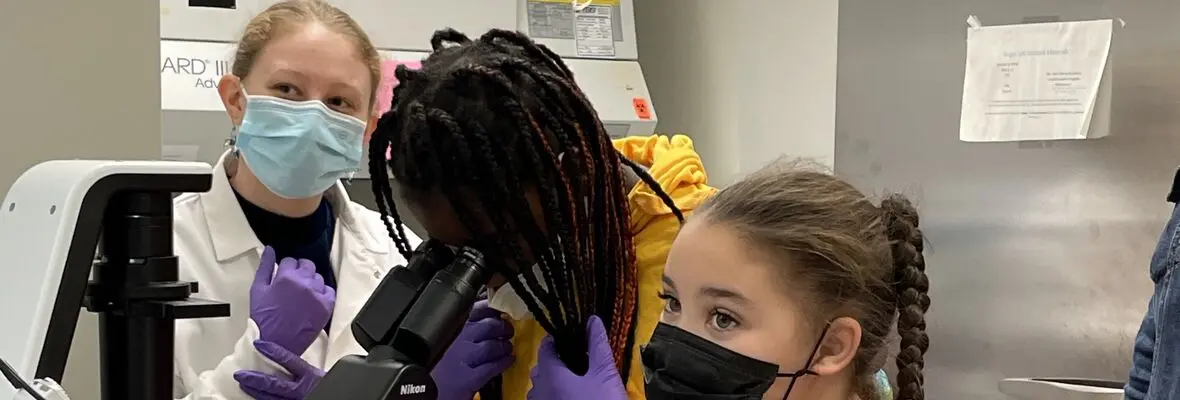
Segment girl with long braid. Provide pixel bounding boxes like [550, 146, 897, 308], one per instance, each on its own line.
[534, 160, 932, 399]
[367, 28, 716, 399]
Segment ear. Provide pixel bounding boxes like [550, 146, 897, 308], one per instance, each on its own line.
[808, 317, 862, 376]
[218, 74, 246, 126]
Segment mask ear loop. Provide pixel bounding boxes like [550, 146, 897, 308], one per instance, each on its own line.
[221, 127, 242, 177]
[226, 85, 248, 156]
[224, 127, 238, 150]
[779, 321, 833, 399]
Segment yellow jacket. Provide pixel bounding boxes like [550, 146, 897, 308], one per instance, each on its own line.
[491, 135, 717, 399]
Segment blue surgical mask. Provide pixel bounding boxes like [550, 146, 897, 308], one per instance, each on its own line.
[234, 94, 366, 199]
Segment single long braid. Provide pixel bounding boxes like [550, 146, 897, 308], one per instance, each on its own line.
[881, 195, 930, 400]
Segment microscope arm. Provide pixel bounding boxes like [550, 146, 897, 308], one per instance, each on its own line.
[307, 247, 493, 400]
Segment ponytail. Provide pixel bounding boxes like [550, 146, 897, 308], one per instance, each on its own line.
[881, 195, 930, 400]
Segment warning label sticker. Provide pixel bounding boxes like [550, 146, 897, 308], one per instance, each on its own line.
[527, 0, 623, 41]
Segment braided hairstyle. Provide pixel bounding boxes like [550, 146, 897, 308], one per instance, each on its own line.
[368, 28, 683, 383]
[882, 196, 931, 399]
[693, 159, 931, 400]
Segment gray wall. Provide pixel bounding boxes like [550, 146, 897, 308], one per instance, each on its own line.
[634, 0, 839, 186]
[164, 110, 237, 166]
[836, 1, 1174, 398]
[0, 2, 161, 399]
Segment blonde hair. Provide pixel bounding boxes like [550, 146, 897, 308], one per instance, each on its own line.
[231, 0, 382, 106]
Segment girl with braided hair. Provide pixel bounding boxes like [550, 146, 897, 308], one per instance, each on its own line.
[368, 27, 716, 399]
[539, 160, 931, 399]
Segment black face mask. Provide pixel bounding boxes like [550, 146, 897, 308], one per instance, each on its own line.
[641, 322, 829, 400]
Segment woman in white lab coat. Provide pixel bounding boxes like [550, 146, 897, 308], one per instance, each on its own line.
[169, 1, 416, 399]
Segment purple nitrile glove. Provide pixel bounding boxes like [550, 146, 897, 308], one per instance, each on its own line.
[250, 246, 336, 356]
[234, 340, 324, 400]
[430, 299, 515, 400]
[527, 316, 627, 400]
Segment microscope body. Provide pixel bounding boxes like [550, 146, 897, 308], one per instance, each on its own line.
[307, 243, 494, 400]
[0, 160, 229, 400]
[315, 348, 436, 399]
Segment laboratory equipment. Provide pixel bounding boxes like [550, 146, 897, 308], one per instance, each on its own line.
[159, 1, 658, 165]
[0, 160, 229, 400]
[519, 0, 640, 60]
[2, 354, 69, 400]
[518, 0, 657, 139]
[306, 241, 495, 399]
[10, 379, 70, 400]
[0, 158, 493, 400]
[161, 0, 518, 52]
[562, 57, 658, 138]
[5, 375, 69, 400]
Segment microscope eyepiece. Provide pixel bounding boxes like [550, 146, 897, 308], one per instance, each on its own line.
[308, 245, 494, 399]
[350, 239, 457, 351]
[407, 240, 456, 277]
[392, 246, 493, 368]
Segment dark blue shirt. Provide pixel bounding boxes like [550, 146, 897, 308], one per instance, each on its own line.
[234, 191, 337, 330]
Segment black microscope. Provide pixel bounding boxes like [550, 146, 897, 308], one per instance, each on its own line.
[306, 240, 494, 399]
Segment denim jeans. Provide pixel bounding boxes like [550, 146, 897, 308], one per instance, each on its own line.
[1126, 204, 1180, 400]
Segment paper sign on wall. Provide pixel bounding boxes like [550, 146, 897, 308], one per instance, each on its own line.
[960, 19, 1114, 142]
[161, 40, 234, 112]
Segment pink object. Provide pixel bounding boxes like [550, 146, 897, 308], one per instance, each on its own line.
[375, 60, 423, 118]
[373, 59, 423, 160]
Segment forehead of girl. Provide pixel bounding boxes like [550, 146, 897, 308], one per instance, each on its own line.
[664, 219, 790, 312]
[251, 22, 371, 104]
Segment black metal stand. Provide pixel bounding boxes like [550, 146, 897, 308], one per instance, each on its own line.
[82, 191, 230, 400]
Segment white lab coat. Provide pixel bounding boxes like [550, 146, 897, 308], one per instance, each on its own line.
[171, 151, 418, 399]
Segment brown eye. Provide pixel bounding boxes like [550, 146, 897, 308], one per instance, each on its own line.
[658, 292, 681, 313]
[275, 84, 295, 94]
[709, 311, 739, 330]
[326, 97, 354, 111]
